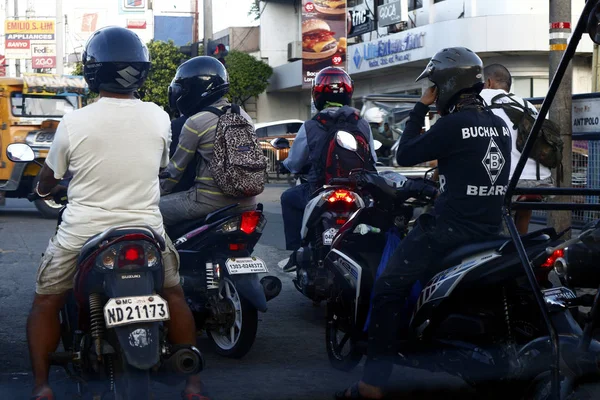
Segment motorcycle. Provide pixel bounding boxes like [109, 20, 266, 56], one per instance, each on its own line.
[321, 144, 600, 397]
[163, 200, 282, 359]
[6, 143, 204, 399]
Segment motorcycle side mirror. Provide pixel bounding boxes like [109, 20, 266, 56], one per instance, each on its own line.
[588, 3, 600, 45]
[336, 130, 358, 152]
[6, 143, 35, 163]
[270, 137, 290, 149]
[373, 140, 383, 151]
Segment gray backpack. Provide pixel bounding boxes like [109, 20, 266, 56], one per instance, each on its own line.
[203, 104, 267, 198]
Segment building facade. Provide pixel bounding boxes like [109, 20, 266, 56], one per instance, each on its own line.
[256, 0, 594, 123]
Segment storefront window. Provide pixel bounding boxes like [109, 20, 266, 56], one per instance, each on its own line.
[512, 77, 549, 98]
[408, 0, 423, 11]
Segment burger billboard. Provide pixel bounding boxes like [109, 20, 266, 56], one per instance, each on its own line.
[302, 1, 347, 89]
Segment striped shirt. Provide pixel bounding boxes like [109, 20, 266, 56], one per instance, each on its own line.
[160, 99, 256, 209]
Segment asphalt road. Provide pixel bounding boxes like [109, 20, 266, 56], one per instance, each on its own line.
[0, 184, 475, 400]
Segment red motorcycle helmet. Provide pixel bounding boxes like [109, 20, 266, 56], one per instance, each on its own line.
[311, 67, 354, 111]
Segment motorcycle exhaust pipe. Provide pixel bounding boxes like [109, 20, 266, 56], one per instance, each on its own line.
[163, 345, 204, 375]
[260, 276, 282, 302]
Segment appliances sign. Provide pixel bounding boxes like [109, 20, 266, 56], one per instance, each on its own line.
[349, 28, 426, 74]
[4, 19, 56, 60]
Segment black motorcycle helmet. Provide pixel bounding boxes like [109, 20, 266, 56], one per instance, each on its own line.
[312, 67, 354, 111]
[415, 47, 484, 115]
[82, 26, 151, 94]
[168, 56, 229, 117]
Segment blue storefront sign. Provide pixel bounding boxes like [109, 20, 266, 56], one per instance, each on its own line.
[349, 28, 427, 74]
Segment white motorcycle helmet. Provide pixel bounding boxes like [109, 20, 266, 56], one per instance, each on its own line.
[364, 107, 384, 124]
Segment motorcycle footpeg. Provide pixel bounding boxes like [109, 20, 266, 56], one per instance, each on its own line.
[49, 351, 75, 365]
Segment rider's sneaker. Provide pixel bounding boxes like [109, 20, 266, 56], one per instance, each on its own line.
[282, 251, 297, 273]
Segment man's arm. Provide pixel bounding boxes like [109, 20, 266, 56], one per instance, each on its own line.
[160, 113, 210, 194]
[39, 120, 70, 194]
[282, 124, 310, 174]
[396, 87, 454, 167]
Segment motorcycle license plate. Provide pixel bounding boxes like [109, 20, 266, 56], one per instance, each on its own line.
[225, 257, 268, 275]
[323, 228, 338, 246]
[104, 295, 170, 328]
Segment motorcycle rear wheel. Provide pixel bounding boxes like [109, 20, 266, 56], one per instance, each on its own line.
[207, 277, 258, 359]
[326, 300, 363, 372]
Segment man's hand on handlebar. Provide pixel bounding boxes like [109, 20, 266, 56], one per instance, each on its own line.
[278, 162, 291, 175]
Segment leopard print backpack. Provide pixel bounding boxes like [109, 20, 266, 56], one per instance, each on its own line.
[203, 104, 267, 198]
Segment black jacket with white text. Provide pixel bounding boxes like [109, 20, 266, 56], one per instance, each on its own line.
[397, 102, 512, 236]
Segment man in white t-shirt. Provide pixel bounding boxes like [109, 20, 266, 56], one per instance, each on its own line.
[27, 27, 207, 400]
[480, 64, 554, 234]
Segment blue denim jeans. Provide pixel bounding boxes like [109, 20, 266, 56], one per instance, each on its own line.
[280, 183, 311, 251]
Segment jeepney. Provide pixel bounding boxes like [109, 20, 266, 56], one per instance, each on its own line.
[0, 73, 88, 218]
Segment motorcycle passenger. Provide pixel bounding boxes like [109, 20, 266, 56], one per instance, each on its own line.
[279, 67, 377, 272]
[480, 63, 554, 234]
[167, 78, 197, 193]
[336, 47, 511, 399]
[160, 56, 256, 225]
[27, 27, 207, 400]
[365, 107, 395, 157]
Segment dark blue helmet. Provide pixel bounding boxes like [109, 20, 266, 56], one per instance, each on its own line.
[82, 26, 151, 94]
[168, 56, 229, 117]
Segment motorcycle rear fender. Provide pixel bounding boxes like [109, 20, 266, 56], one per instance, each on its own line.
[104, 270, 162, 370]
[228, 273, 268, 312]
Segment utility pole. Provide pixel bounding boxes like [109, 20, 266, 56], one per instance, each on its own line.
[203, 0, 212, 56]
[56, 0, 64, 75]
[548, 0, 573, 237]
[192, 0, 199, 44]
[14, 0, 19, 77]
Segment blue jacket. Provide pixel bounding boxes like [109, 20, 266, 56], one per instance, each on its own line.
[284, 105, 377, 190]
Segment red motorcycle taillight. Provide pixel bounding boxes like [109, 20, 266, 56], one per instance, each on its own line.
[240, 211, 261, 234]
[327, 189, 354, 204]
[118, 244, 145, 267]
[541, 249, 564, 268]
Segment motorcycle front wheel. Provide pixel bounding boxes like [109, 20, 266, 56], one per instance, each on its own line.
[207, 277, 258, 359]
[326, 300, 363, 372]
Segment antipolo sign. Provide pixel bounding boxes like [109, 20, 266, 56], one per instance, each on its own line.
[4, 19, 56, 59]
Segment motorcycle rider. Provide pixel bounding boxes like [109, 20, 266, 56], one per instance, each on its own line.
[26, 27, 207, 400]
[168, 77, 196, 193]
[336, 47, 511, 399]
[160, 56, 257, 225]
[364, 107, 395, 157]
[279, 66, 377, 272]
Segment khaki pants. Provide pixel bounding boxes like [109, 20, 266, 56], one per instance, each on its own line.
[35, 234, 181, 295]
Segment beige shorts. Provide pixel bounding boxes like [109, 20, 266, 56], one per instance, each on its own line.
[35, 234, 181, 295]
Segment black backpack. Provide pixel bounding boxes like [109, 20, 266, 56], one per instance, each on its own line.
[488, 93, 563, 178]
[312, 110, 375, 184]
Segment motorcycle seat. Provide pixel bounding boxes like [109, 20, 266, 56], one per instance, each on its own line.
[440, 227, 556, 268]
[78, 226, 163, 265]
[440, 237, 509, 268]
[166, 219, 206, 240]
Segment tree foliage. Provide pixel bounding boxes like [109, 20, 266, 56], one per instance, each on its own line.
[225, 50, 273, 107]
[248, 0, 261, 21]
[138, 39, 189, 113]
